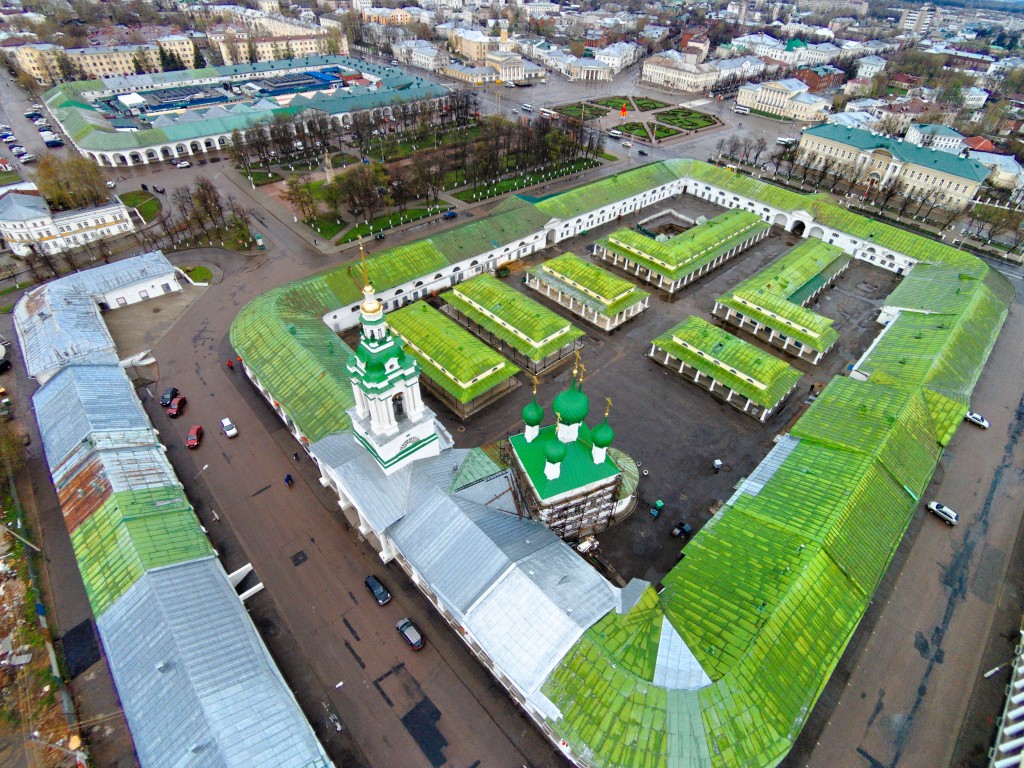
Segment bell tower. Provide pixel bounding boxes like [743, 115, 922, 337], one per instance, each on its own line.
[345, 244, 442, 474]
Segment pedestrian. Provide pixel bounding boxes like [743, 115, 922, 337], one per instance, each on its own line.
[313, 239, 318, 245]
[284, 474, 293, 487]
[292, 452, 299, 461]
[227, 360, 234, 370]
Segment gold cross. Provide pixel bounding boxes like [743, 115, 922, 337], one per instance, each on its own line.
[605, 397, 612, 418]
[530, 373, 538, 394]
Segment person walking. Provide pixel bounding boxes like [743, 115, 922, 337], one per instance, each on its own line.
[292, 452, 300, 461]
[284, 474, 293, 487]
[227, 360, 234, 370]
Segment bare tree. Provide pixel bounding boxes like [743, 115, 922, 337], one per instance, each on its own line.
[751, 137, 768, 166]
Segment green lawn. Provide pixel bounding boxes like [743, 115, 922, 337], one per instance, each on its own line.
[594, 96, 631, 111]
[338, 207, 442, 243]
[555, 103, 610, 121]
[452, 158, 601, 202]
[182, 265, 213, 283]
[250, 170, 283, 186]
[619, 122, 651, 140]
[633, 97, 670, 111]
[0, 170, 20, 186]
[119, 190, 161, 222]
[656, 108, 717, 130]
[651, 124, 682, 140]
[599, 150, 618, 161]
[305, 214, 347, 240]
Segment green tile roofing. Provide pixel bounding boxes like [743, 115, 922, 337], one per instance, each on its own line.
[716, 239, 848, 353]
[444, 276, 585, 361]
[387, 302, 520, 404]
[227, 158, 1014, 768]
[803, 124, 991, 182]
[69, 487, 212, 617]
[598, 211, 769, 283]
[530, 253, 650, 317]
[509, 423, 620, 501]
[652, 317, 802, 409]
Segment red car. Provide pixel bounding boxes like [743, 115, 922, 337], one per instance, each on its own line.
[166, 396, 187, 418]
[186, 425, 203, 448]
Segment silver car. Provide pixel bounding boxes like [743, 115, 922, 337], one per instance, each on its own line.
[927, 501, 959, 526]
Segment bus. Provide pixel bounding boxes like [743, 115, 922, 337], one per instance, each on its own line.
[539, 108, 557, 119]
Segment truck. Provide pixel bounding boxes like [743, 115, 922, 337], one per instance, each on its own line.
[40, 131, 64, 148]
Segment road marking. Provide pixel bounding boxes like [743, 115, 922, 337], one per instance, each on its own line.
[344, 640, 366, 669]
[343, 616, 360, 641]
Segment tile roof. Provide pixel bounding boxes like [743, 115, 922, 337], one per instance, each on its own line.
[528, 253, 649, 317]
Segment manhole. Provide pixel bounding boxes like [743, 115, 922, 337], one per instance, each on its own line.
[291, 550, 308, 567]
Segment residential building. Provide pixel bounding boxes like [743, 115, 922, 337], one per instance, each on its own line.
[827, 111, 878, 130]
[440, 62, 500, 84]
[14, 37, 197, 86]
[899, 5, 935, 34]
[968, 151, 1024, 189]
[855, 54, 886, 79]
[844, 77, 872, 96]
[217, 34, 333, 65]
[962, 86, 989, 109]
[905, 123, 965, 153]
[642, 52, 718, 92]
[393, 39, 447, 71]
[361, 6, 412, 24]
[798, 123, 990, 206]
[594, 42, 644, 73]
[736, 78, 831, 122]
[872, 97, 958, 134]
[792, 64, 844, 93]
[0, 188, 136, 257]
[450, 27, 501, 62]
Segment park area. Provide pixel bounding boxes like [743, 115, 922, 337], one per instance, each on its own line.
[656, 108, 718, 131]
[120, 190, 161, 222]
[555, 103, 610, 120]
[592, 96, 670, 113]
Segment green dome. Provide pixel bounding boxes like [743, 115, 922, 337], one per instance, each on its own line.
[544, 437, 567, 464]
[592, 419, 614, 448]
[522, 396, 544, 427]
[552, 381, 589, 425]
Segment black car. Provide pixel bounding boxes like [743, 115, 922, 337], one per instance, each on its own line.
[638, 150, 649, 156]
[0, 358, 11, 374]
[396, 618, 424, 650]
[159, 386, 179, 407]
[374, 232, 385, 241]
[365, 575, 391, 605]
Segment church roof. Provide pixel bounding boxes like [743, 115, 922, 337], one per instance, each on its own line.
[509, 423, 619, 502]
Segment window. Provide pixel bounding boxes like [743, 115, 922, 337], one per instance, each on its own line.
[139, 290, 149, 299]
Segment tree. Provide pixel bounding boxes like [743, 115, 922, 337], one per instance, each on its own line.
[33, 156, 106, 210]
[132, 49, 149, 75]
[194, 177, 227, 230]
[339, 163, 388, 222]
[284, 173, 319, 221]
[751, 136, 768, 166]
[874, 114, 903, 138]
[54, 51, 83, 83]
[223, 33, 241, 66]
[192, 41, 207, 69]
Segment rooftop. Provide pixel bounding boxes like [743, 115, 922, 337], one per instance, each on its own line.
[528, 253, 649, 317]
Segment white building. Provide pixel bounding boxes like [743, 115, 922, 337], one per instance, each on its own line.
[736, 78, 831, 121]
[905, 123, 965, 154]
[855, 54, 886, 78]
[593, 41, 644, 73]
[393, 39, 447, 71]
[962, 87, 989, 110]
[0, 190, 136, 257]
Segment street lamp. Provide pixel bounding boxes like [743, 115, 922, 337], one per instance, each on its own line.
[194, 464, 209, 481]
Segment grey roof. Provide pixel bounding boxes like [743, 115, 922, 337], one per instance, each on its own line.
[32, 364, 152, 471]
[14, 252, 176, 380]
[311, 432, 617, 698]
[0, 192, 49, 221]
[96, 558, 332, 768]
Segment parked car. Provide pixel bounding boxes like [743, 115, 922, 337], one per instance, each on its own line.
[442, 210, 458, 219]
[166, 396, 187, 418]
[622, 141, 633, 148]
[927, 501, 959, 526]
[105, 180, 116, 188]
[374, 232, 385, 240]
[19, 154, 36, 163]
[395, 618, 424, 650]
[10, 147, 25, 156]
[186, 425, 204, 449]
[159, 386, 179, 406]
[0, 358, 11, 374]
[364, 575, 391, 605]
[175, 161, 191, 168]
[220, 417, 238, 437]
[2, 136, 17, 144]
[965, 411, 990, 429]
[153, 185, 165, 194]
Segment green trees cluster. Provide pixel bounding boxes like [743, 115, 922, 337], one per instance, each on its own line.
[158, 45, 188, 72]
[33, 155, 108, 211]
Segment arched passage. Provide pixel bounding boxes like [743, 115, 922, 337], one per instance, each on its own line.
[772, 212, 788, 228]
[808, 226, 824, 240]
[790, 220, 807, 237]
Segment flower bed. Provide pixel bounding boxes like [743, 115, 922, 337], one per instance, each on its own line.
[656, 108, 718, 130]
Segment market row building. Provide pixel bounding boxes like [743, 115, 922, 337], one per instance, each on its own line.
[230, 159, 1012, 768]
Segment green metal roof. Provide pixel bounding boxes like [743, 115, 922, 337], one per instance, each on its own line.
[230, 274, 356, 444]
[803, 124, 991, 183]
[68, 488, 212, 618]
[598, 211, 770, 283]
[716, 239, 848, 353]
[387, 302, 520, 404]
[652, 317, 802, 409]
[529, 253, 650, 317]
[444, 276, 585, 361]
[509, 423, 620, 501]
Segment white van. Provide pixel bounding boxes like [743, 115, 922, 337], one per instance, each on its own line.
[608, 129, 623, 138]
[521, 104, 533, 112]
[733, 105, 750, 115]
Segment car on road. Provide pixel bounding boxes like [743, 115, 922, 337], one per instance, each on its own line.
[622, 141, 633, 148]
[364, 575, 391, 605]
[396, 618, 424, 650]
[220, 417, 238, 437]
[442, 210, 458, 219]
[965, 411, 990, 429]
[638, 150, 648, 156]
[927, 501, 959, 526]
[160, 386, 179, 406]
[186, 425, 204, 448]
[175, 161, 191, 168]
[105, 180, 116, 188]
[153, 185, 165, 194]
[166, 396, 187, 418]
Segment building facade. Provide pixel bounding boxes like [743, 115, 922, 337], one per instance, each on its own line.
[798, 124, 990, 206]
[14, 37, 196, 86]
[792, 64, 844, 93]
[0, 190, 136, 256]
[736, 78, 831, 121]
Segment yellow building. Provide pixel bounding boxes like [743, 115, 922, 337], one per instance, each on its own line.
[799, 124, 990, 207]
[14, 38, 197, 85]
[217, 34, 336, 65]
[736, 78, 831, 122]
[361, 7, 412, 25]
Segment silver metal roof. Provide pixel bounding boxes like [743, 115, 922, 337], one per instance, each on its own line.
[33, 365, 152, 471]
[97, 558, 332, 768]
[14, 252, 176, 380]
[0, 192, 48, 221]
[652, 617, 712, 691]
